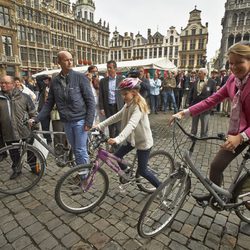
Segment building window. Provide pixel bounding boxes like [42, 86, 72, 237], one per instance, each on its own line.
[36, 30, 42, 43]
[153, 48, 157, 58]
[43, 32, 49, 45]
[197, 54, 203, 67]
[198, 39, 204, 49]
[164, 47, 168, 56]
[188, 54, 195, 67]
[185, 30, 188, 36]
[181, 55, 187, 67]
[190, 40, 196, 50]
[170, 36, 174, 44]
[191, 29, 196, 35]
[17, 6, 25, 19]
[232, 14, 238, 26]
[169, 47, 173, 57]
[29, 48, 36, 62]
[37, 49, 44, 63]
[227, 34, 234, 49]
[149, 48, 153, 58]
[238, 12, 245, 26]
[0, 6, 10, 27]
[17, 25, 26, 41]
[182, 40, 187, 50]
[20, 47, 28, 61]
[28, 28, 35, 42]
[174, 46, 178, 57]
[2, 36, 13, 56]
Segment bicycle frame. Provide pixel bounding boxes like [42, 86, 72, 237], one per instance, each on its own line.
[84, 146, 137, 191]
[175, 120, 250, 209]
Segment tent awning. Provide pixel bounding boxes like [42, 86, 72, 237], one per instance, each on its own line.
[32, 58, 177, 78]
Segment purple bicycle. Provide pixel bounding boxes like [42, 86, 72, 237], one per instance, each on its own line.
[55, 129, 174, 214]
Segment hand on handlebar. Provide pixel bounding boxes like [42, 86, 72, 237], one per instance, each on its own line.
[168, 111, 185, 126]
[28, 118, 36, 128]
[107, 138, 116, 145]
[221, 134, 242, 153]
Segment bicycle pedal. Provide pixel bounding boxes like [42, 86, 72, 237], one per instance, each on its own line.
[196, 200, 208, 207]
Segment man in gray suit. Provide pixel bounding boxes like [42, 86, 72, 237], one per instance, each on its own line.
[99, 60, 124, 138]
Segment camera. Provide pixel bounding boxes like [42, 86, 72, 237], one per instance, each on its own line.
[126, 69, 140, 78]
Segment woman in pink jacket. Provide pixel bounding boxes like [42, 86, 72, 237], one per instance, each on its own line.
[172, 41, 250, 200]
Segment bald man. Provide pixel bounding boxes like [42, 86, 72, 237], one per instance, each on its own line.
[30, 51, 95, 165]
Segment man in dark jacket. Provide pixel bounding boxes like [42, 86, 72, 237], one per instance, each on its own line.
[30, 51, 95, 165]
[99, 60, 124, 138]
[0, 75, 37, 179]
[189, 68, 217, 137]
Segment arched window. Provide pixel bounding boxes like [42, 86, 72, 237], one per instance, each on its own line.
[232, 13, 238, 26]
[246, 12, 250, 25]
[238, 12, 245, 26]
[227, 34, 234, 49]
[170, 35, 174, 44]
[235, 33, 242, 43]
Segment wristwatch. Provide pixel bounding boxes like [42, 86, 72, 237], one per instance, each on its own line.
[240, 132, 249, 143]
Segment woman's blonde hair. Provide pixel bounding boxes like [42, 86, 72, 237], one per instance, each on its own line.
[228, 41, 250, 59]
[131, 89, 149, 113]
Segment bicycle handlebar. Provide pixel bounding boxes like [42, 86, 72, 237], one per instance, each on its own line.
[174, 118, 226, 141]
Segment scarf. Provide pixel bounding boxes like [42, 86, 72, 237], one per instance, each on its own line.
[228, 73, 250, 135]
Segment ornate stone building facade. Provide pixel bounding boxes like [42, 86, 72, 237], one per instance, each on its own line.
[109, 7, 208, 71]
[109, 26, 180, 66]
[178, 7, 208, 71]
[0, 0, 109, 77]
[216, 0, 250, 69]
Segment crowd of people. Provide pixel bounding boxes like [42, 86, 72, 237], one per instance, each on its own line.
[0, 42, 249, 192]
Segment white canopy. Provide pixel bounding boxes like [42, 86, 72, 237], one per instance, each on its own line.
[32, 58, 177, 78]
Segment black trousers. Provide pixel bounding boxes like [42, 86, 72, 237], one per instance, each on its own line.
[107, 104, 121, 138]
[6, 140, 36, 171]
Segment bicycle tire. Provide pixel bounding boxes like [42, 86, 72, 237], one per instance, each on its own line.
[0, 144, 45, 195]
[137, 170, 190, 238]
[55, 164, 109, 214]
[136, 150, 175, 193]
[233, 174, 250, 223]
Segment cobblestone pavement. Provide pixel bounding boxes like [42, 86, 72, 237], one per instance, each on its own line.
[1, 112, 250, 250]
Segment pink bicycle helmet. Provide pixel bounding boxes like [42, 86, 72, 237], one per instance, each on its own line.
[118, 78, 141, 90]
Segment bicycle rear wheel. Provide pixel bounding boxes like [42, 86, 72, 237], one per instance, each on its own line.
[136, 150, 175, 193]
[0, 144, 45, 195]
[55, 164, 109, 214]
[137, 170, 190, 238]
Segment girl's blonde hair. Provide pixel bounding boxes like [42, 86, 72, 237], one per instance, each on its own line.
[131, 89, 149, 113]
[228, 41, 250, 59]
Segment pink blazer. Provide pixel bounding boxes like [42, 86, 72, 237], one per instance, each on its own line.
[189, 74, 250, 137]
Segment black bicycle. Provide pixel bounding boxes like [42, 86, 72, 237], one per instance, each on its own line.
[0, 122, 74, 195]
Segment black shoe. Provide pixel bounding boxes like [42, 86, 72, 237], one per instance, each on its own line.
[9, 171, 21, 180]
[0, 152, 7, 162]
[192, 193, 211, 202]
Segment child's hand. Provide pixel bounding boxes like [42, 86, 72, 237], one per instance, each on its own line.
[108, 138, 116, 145]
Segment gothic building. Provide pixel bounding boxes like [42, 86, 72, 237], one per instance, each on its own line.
[0, 0, 109, 77]
[217, 0, 250, 69]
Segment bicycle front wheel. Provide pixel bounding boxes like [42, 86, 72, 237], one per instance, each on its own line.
[136, 150, 175, 193]
[0, 144, 45, 195]
[137, 170, 190, 238]
[55, 164, 109, 214]
[234, 174, 250, 223]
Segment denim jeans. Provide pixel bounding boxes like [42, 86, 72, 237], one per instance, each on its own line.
[150, 94, 159, 113]
[114, 142, 161, 188]
[161, 90, 178, 113]
[64, 119, 88, 165]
